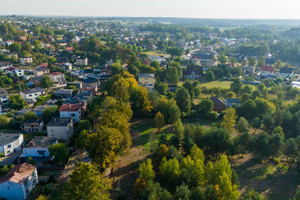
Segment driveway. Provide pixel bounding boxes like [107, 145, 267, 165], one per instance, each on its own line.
[0, 151, 22, 165]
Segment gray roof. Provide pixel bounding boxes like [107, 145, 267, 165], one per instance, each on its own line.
[0, 88, 8, 97]
[138, 73, 155, 78]
[26, 136, 57, 148]
[0, 133, 22, 146]
[47, 117, 72, 127]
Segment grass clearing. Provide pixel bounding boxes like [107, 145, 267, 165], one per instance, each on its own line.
[144, 51, 169, 57]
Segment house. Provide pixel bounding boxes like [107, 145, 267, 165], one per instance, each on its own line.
[33, 105, 51, 117]
[210, 96, 226, 113]
[62, 63, 72, 71]
[59, 104, 82, 123]
[138, 73, 155, 90]
[20, 88, 46, 103]
[54, 89, 73, 99]
[0, 88, 9, 105]
[19, 57, 33, 66]
[243, 66, 256, 74]
[67, 82, 83, 90]
[29, 76, 43, 86]
[279, 67, 294, 78]
[0, 163, 38, 200]
[0, 133, 24, 156]
[20, 136, 57, 163]
[5, 40, 14, 46]
[0, 61, 13, 71]
[34, 67, 49, 77]
[16, 108, 31, 116]
[23, 120, 44, 133]
[47, 117, 74, 140]
[225, 99, 240, 107]
[183, 68, 201, 79]
[49, 72, 66, 84]
[76, 56, 88, 66]
[56, 57, 69, 66]
[260, 65, 275, 77]
[6, 67, 24, 77]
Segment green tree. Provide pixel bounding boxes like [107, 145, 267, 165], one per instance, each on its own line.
[206, 71, 215, 81]
[156, 82, 168, 95]
[236, 117, 249, 133]
[218, 54, 228, 64]
[169, 104, 181, 124]
[284, 138, 297, 160]
[174, 119, 184, 141]
[49, 143, 69, 166]
[155, 112, 165, 131]
[9, 43, 21, 53]
[221, 108, 237, 133]
[139, 159, 155, 181]
[231, 79, 243, 95]
[257, 56, 265, 67]
[76, 120, 91, 134]
[64, 162, 111, 200]
[197, 99, 213, 118]
[130, 86, 153, 117]
[9, 95, 26, 110]
[40, 75, 54, 88]
[168, 67, 179, 85]
[248, 57, 256, 66]
[175, 87, 191, 114]
[159, 157, 181, 190]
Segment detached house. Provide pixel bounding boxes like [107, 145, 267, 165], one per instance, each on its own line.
[6, 67, 24, 77]
[0, 61, 13, 71]
[0, 88, 9, 105]
[138, 73, 155, 90]
[49, 72, 66, 84]
[34, 67, 49, 77]
[47, 117, 74, 140]
[59, 104, 82, 123]
[0, 133, 24, 156]
[19, 57, 33, 66]
[23, 120, 44, 133]
[20, 88, 46, 103]
[0, 163, 38, 200]
[279, 67, 294, 78]
[210, 96, 226, 113]
[260, 65, 275, 78]
[76, 56, 88, 66]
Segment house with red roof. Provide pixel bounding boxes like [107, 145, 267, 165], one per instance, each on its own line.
[59, 103, 82, 123]
[0, 163, 38, 200]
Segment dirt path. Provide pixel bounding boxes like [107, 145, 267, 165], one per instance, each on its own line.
[110, 120, 150, 200]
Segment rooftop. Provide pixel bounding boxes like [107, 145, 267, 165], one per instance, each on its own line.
[138, 73, 155, 78]
[0, 88, 8, 97]
[47, 117, 72, 127]
[0, 163, 36, 184]
[59, 103, 81, 112]
[0, 133, 23, 146]
[21, 87, 45, 95]
[25, 136, 57, 149]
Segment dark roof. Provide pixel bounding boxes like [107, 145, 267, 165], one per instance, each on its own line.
[0, 133, 22, 146]
[25, 136, 57, 148]
[279, 67, 294, 74]
[83, 77, 97, 83]
[47, 117, 72, 126]
[56, 57, 69, 64]
[210, 96, 226, 106]
[226, 99, 240, 104]
[24, 119, 43, 126]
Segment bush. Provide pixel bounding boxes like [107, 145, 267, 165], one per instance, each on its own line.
[42, 183, 55, 195]
[208, 111, 218, 121]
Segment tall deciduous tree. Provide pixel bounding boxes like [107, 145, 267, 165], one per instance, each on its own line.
[155, 112, 165, 131]
[221, 108, 237, 133]
[175, 87, 191, 114]
[64, 162, 111, 200]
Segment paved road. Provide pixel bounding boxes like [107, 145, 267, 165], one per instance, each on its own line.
[0, 151, 22, 165]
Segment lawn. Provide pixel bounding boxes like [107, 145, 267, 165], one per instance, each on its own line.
[199, 80, 233, 89]
[144, 51, 169, 57]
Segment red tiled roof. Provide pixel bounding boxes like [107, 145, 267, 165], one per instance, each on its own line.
[261, 65, 275, 73]
[38, 63, 48, 68]
[0, 163, 36, 184]
[50, 72, 64, 76]
[59, 104, 81, 112]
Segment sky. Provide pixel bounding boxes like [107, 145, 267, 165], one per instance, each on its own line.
[1, 0, 300, 19]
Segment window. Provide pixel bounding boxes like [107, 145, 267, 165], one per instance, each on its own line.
[7, 144, 11, 148]
[71, 114, 75, 117]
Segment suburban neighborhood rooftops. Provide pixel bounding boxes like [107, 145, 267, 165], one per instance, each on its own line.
[47, 117, 72, 126]
[279, 67, 294, 74]
[50, 72, 64, 76]
[21, 87, 45, 95]
[0, 163, 36, 184]
[26, 136, 57, 148]
[0, 133, 22, 146]
[210, 96, 226, 106]
[261, 65, 275, 73]
[24, 119, 43, 126]
[0, 88, 8, 97]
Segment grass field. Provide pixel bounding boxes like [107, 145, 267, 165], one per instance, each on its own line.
[199, 80, 257, 90]
[144, 51, 169, 57]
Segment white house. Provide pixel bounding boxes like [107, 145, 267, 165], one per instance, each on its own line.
[21, 136, 57, 161]
[0, 163, 38, 200]
[47, 117, 74, 140]
[0, 61, 13, 71]
[19, 57, 33, 66]
[0, 133, 24, 156]
[0, 88, 9, 105]
[20, 88, 46, 103]
[59, 104, 82, 123]
[6, 67, 24, 77]
[23, 120, 44, 133]
[49, 72, 66, 84]
[76, 56, 88, 66]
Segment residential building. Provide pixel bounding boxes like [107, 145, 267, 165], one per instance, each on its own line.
[67, 82, 83, 89]
[279, 67, 294, 78]
[0, 88, 9, 105]
[0, 133, 24, 156]
[20, 88, 46, 103]
[183, 68, 201, 79]
[6, 67, 24, 77]
[47, 117, 73, 140]
[0, 163, 38, 200]
[16, 108, 31, 116]
[260, 65, 275, 77]
[210, 96, 226, 113]
[54, 89, 73, 99]
[49, 72, 66, 84]
[62, 63, 72, 71]
[21, 136, 57, 162]
[23, 120, 44, 133]
[34, 67, 49, 77]
[76, 56, 88, 66]
[33, 105, 51, 117]
[138, 73, 155, 90]
[59, 104, 82, 123]
[0, 61, 13, 71]
[225, 99, 240, 107]
[19, 57, 33, 66]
